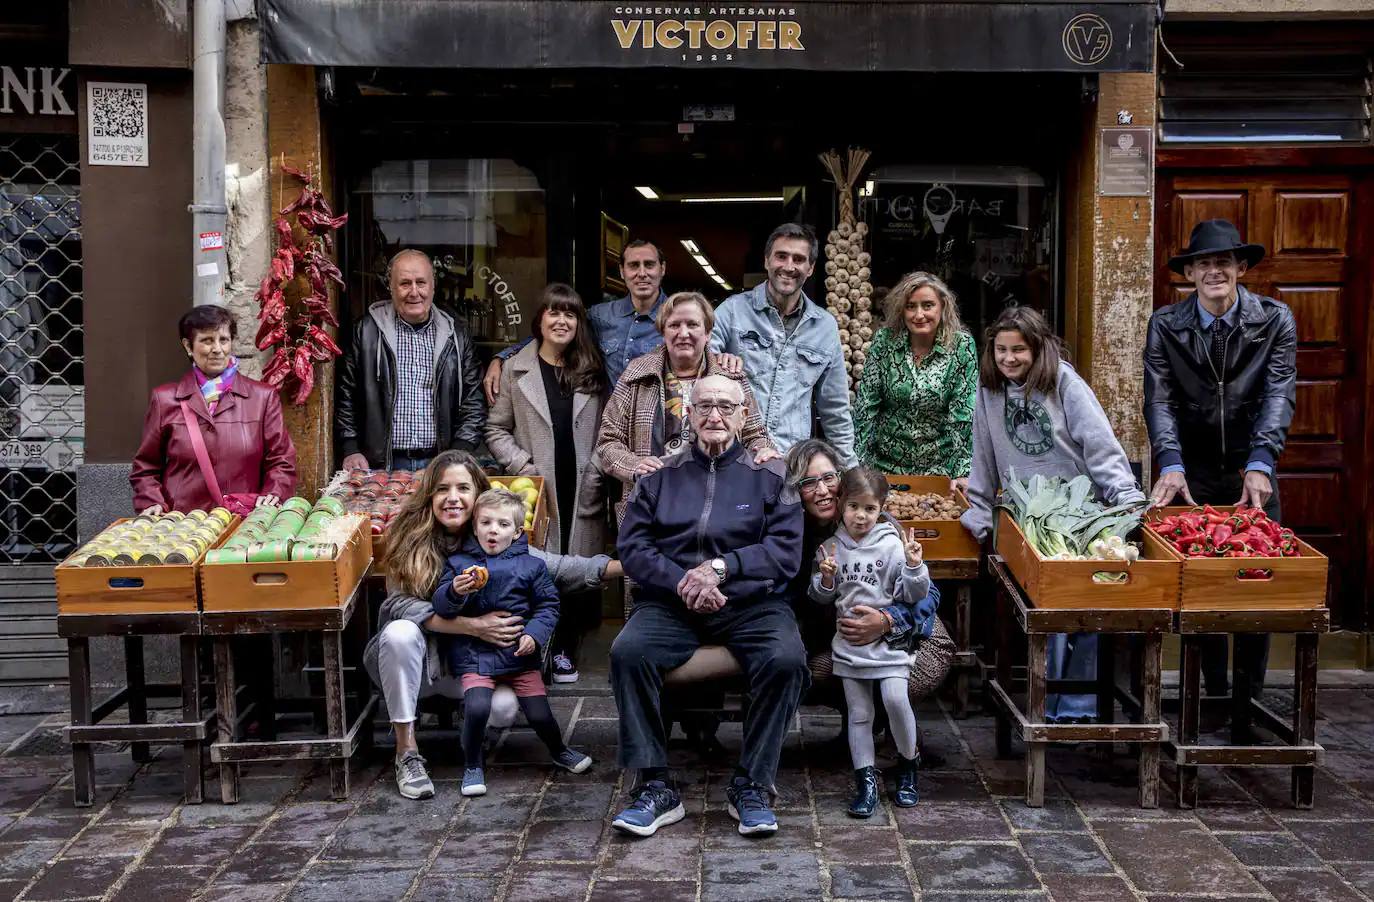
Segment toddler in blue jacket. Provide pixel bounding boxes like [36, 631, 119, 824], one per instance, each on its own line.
[431, 487, 592, 797]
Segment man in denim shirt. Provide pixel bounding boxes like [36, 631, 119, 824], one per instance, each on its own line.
[710, 223, 856, 466]
[484, 240, 668, 402]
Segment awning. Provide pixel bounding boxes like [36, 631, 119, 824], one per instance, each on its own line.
[261, 0, 1155, 73]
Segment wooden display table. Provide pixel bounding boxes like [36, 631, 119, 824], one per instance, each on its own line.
[987, 555, 1171, 808]
[59, 611, 210, 806]
[1168, 607, 1327, 809]
[203, 571, 378, 803]
[928, 557, 981, 718]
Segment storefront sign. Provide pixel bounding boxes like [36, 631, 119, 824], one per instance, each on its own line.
[86, 82, 149, 167]
[0, 438, 83, 471]
[683, 103, 735, 122]
[1098, 127, 1152, 197]
[0, 66, 74, 117]
[262, 0, 1154, 72]
[18, 384, 83, 440]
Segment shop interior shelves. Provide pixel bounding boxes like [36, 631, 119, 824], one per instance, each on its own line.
[995, 510, 1182, 610]
[199, 517, 373, 612]
[883, 474, 979, 562]
[55, 516, 241, 616]
[1145, 506, 1329, 611]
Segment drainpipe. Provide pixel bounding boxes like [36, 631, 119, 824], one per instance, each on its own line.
[190, 0, 228, 307]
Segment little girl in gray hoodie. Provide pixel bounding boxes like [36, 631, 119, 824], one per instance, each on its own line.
[810, 467, 931, 818]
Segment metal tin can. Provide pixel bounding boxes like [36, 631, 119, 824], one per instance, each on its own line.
[186, 509, 208, 521]
[137, 550, 165, 565]
[270, 510, 306, 532]
[82, 551, 114, 567]
[305, 510, 336, 528]
[111, 551, 138, 566]
[208, 507, 234, 526]
[280, 496, 312, 516]
[246, 540, 292, 563]
[312, 496, 346, 518]
[204, 547, 248, 565]
[164, 544, 201, 564]
[290, 542, 338, 561]
[162, 511, 185, 521]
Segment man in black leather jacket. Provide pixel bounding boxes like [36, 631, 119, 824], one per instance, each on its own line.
[1144, 219, 1297, 706]
[336, 249, 486, 471]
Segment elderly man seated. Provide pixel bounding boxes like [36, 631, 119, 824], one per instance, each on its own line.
[609, 374, 808, 839]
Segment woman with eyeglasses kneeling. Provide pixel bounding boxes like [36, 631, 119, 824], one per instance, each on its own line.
[783, 438, 955, 763]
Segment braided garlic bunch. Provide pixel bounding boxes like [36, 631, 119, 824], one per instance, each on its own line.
[823, 218, 874, 398]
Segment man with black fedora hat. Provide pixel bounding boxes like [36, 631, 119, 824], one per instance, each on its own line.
[1144, 218, 1298, 712]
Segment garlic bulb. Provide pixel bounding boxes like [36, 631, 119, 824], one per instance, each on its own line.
[849, 333, 865, 350]
[826, 291, 839, 306]
[854, 221, 869, 236]
[857, 266, 871, 281]
[835, 283, 850, 298]
[838, 221, 853, 237]
[836, 313, 850, 329]
[836, 297, 851, 313]
[853, 349, 867, 366]
[824, 276, 837, 291]
[834, 253, 849, 267]
[858, 284, 873, 297]
[838, 328, 850, 344]
[825, 245, 837, 260]
[847, 273, 861, 288]
[856, 310, 872, 325]
[824, 261, 837, 276]
[857, 252, 872, 267]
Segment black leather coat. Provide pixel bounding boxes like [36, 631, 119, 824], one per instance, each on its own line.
[335, 301, 486, 468]
[1144, 286, 1297, 475]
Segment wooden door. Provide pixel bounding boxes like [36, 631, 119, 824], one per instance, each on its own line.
[1155, 172, 1369, 625]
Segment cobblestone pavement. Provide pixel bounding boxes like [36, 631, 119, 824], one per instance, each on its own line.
[3, 681, 1374, 901]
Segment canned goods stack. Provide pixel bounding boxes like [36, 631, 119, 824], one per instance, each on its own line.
[65, 508, 235, 567]
[321, 468, 418, 537]
[205, 496, 354, 564]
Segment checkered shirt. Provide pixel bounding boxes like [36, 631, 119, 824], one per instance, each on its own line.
[390, 315, 437, 451]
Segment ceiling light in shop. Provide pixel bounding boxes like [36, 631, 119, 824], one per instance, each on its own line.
[681, 239, 700, 253]
[679, 195, 785, 204]
[691, 254, 709, 267]
[635, 186, 660, 199]
[702, 265, 716, 276]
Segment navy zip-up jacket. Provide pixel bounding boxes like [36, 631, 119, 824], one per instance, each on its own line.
[618, 440, 803, 608]
[431, 533, 559, 677]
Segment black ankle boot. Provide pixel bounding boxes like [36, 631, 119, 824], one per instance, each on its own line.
[847, 766, 881, 818]
[894, 754, 920, 807]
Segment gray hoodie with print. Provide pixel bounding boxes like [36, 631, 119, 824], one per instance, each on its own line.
[809, 519, 931, 680]
[959, 360, 1144, 543]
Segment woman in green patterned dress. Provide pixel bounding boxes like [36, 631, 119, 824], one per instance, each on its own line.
[853, 271, 979, 488]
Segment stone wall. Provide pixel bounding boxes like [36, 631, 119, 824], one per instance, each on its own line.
[224, 17, 270, 379]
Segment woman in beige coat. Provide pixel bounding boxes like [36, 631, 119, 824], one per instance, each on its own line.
[485, 283, 607, 682]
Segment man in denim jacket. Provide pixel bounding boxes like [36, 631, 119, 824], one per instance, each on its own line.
[710, 223, 857, 467]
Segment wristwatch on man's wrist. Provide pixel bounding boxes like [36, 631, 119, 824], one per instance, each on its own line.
[709, 558, 727, 581]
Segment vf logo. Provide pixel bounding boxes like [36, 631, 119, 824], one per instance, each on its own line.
[1062, 13, 1112, 66]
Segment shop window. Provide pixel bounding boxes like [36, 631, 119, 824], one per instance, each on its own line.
[1159, 51, 1371, 144]
[856, 166, 1056, 340]
[351, 159, 547, 348]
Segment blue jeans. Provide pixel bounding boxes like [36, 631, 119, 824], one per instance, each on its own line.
[1045, 632, 1097, 721]
[392, 453, 433, 472]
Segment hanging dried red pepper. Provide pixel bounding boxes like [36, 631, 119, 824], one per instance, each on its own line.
[254, 158, 348, 405]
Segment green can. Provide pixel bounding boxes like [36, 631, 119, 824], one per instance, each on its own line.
[204, 547, 247, 564]
[246, 540, 292, 563]
[270, 510, 306, 532]
[290, 542, 339, 561]
[304, 510, 336, 528]
[280, 496, 312, 516]
[312, 496, 346, 517]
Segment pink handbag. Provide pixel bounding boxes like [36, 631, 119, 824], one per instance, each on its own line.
[180, 400, 263, 516]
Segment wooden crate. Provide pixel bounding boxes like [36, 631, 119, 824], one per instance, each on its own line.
[489, 475, 551, 550]
[995, 511, 1181, 610]
[1144, 506, 1329, 611]
[883, 474, 980, 561]
[199, 517, 373, 612]
[56, 516, 240, 615]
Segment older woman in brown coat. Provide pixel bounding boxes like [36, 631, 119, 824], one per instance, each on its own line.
[595, 291, 776, 520]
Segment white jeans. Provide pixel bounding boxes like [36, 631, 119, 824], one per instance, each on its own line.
[375, 619, 518, 728]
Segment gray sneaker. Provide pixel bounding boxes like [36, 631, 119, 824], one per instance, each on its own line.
[395, 751, 434, 800]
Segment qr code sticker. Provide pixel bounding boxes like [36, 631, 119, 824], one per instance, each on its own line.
[90, 84, 146, 139]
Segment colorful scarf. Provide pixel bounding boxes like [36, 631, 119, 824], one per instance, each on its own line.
[194, 356, 238, 414]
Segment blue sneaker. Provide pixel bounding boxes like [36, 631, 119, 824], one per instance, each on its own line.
[461, 767, 487, 797]
[726, 777, 778, 836]
[553, 747, 593, 774]
[611, 780, 685, 837]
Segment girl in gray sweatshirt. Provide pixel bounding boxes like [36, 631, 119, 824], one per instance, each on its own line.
[810, 467, 931, 817]
[959, 307, 1145, 722]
